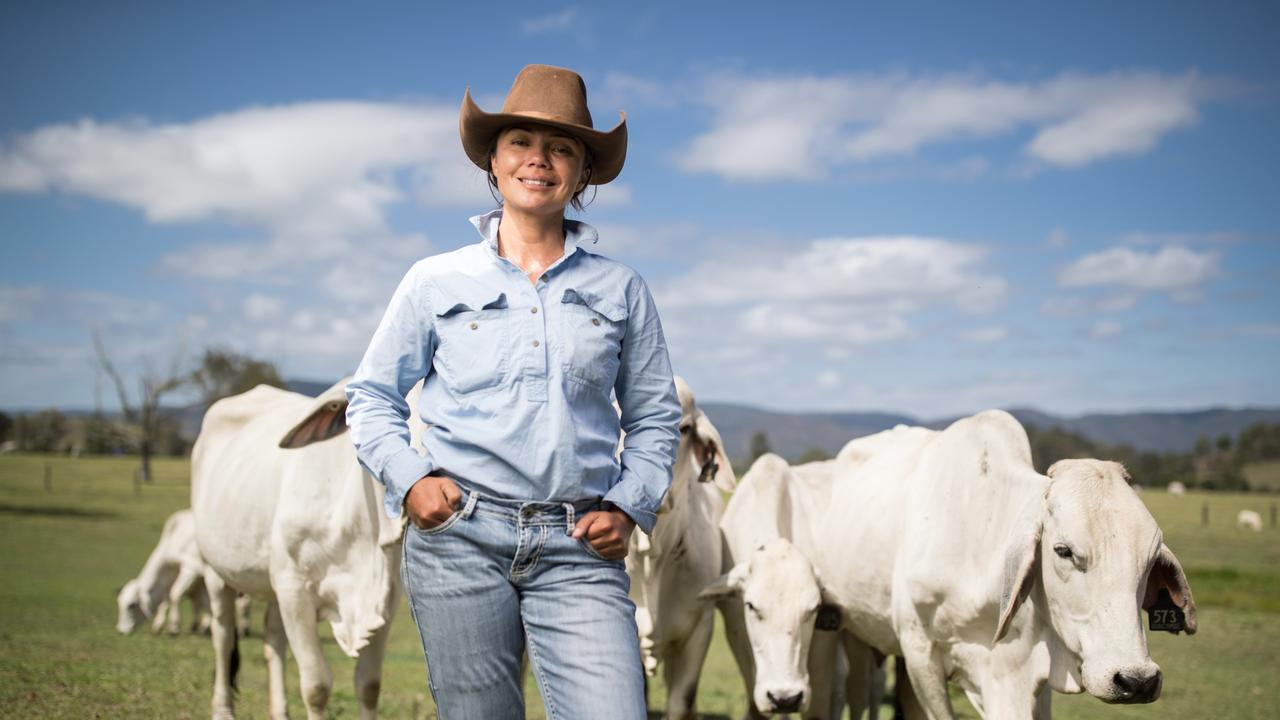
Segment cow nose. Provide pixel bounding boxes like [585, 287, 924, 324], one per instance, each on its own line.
[1112, 669, 1162, 703]
[766, 690, 804, 713]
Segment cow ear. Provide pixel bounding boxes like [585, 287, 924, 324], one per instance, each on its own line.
[1143, 543, 1197, 635]
[1046, 460, 1068, 478]
[698, 565, 746, 601]
[994, 512, 1042, 644]
[279, 398, 349, 449]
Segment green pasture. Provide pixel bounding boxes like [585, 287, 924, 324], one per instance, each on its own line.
[0, 453, 1276, 719]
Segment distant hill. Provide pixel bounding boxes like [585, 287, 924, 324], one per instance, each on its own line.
[697, 402, 1280, 460]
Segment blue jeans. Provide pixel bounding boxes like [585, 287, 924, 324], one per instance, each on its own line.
[400, 487, 646, 720]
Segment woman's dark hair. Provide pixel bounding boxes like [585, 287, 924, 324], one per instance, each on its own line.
[486, 133, 597, 213]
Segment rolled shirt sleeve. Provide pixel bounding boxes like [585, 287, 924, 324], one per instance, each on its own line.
[346, 262, 438, 518]
[603, 275, 681, 535]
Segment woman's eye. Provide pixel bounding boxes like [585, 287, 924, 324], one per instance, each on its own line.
[1053, 544, 1074, 560]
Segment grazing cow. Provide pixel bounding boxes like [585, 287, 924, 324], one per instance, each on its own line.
[799, 411, 1197, 719]
[703, 428, 928, 719]
[192, 379, 418, 720]
[1237, 509, 1263, 532]
[116, 509, 253, 637]
[626, 376, 736, 720]
[117, 509, 211, 636]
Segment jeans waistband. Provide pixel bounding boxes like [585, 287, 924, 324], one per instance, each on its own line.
[451, 482, 605, 533]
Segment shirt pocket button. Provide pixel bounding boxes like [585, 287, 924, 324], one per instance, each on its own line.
[469, 322, 478, 330]
[591, 318, 601, 326]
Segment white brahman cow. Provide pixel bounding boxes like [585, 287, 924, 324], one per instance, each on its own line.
[626, 376, 736, 720]
[117, 509, 253, 637]
[702, 427, 927, 719]
[116, 508, 211, 635]
[730, 411, 1197, 719]
[192, 379, 418, 720]
[1237, 509, 1263, 532]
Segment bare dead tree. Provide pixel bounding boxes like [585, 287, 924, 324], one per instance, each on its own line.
[91, 331, 186, 484]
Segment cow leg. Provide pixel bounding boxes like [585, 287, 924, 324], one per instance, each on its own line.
[191, 579, 212, 634]
[236, 594, 252, 638]
[204, 569, 239, 720]
[896, 666, 925, 720]
[168, 564, 202, 635]
[353, 584, 397, 720]
[839, 633, 877, 720]
[661, 609, 715, 720]
[150, 599, 170, 634]
[263, 599, 289, 720]
[898, 627, 954, 720]
[275, 587, 333, 720]
[806, 629, 840, 720]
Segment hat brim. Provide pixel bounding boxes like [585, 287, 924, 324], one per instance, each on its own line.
[460, 89, 627, 185]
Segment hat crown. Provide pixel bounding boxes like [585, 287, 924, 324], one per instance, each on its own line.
[500, 64, 594, 129]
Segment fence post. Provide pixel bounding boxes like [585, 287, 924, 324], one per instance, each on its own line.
[43, 462, 52, 493]
[1201, 502, 1209, 528]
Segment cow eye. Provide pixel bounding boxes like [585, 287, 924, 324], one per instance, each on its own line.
[679, 423, 692, 435]
[745, 600, 760, 616]
[1053, 544, 1073, 560]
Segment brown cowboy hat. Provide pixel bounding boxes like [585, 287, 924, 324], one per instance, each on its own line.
[460, 64, 627, 185]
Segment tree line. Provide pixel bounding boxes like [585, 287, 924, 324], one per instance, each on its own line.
[0, 348, 283, 472]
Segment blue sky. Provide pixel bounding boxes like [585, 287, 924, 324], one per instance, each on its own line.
[1, 1, 1277, 416]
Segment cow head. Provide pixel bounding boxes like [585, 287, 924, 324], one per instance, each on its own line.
[674, 376, 736, 494]
[995, 459, 1196, 704]
[115, 579, 147, 634]
[700, 538, 826, 715]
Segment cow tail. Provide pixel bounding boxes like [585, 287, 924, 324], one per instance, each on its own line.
[229, 633, 241, 694]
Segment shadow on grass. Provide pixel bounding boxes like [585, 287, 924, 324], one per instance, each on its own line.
[0, 503, 118, 520]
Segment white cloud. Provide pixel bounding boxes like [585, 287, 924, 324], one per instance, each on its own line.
[658, 235, 1006, 312]
[1091, 320, 1124, 338]
[679, 70, 1205, 181]
[520, 9, 579, 35]
[959, 326, 1007, 343]
[0, 101, 468, 285]
[1058, 245, 1219, 291]
[816, 370, 841, 388]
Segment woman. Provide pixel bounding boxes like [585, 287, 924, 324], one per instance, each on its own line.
[345, 64, 681, 720]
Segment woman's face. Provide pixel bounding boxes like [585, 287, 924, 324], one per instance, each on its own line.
[490, 124, 588, 218]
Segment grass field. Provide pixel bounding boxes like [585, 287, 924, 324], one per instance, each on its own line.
[1, 453, 1277, 719]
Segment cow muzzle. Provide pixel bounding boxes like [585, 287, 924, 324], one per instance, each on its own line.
[756, 685, 807, 714]
[1108, 668, 1162, 704]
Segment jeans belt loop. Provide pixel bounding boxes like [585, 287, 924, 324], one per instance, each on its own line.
[460, 490, 479, 520]
[563, 502, 575, 535]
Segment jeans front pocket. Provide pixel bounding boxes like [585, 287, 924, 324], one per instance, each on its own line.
[411, 508, 464, 537]
[560, 288, 627, 391]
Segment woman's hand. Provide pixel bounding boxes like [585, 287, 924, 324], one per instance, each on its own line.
[405, 473, 462, 530]
[572, 506, 635, 560]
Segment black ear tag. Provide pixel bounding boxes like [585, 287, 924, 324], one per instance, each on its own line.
[815, 604, 841, 632]
[1147, 588, 1186, 634]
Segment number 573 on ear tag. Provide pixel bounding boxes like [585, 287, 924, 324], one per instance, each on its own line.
[1148, 588, 1186, 634]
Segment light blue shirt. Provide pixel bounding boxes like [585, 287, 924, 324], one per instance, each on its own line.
[345, 209, 681, 534]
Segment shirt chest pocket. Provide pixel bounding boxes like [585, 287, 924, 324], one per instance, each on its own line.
[559, 288, 627, 391]
[433, 293, 511, 395]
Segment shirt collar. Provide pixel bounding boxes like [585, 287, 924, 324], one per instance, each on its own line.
[469, 208, 598, 263]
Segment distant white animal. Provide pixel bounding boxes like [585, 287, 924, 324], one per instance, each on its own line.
[1167, 481, 1187, 495]
[116, 509, 253, 638]
[626, 376, 736, 720]
[116, 509, 211, 636]
[1237, 509, 1263, 532]
[813, 411, 1197, 718]
[193, 379, 418, 720]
